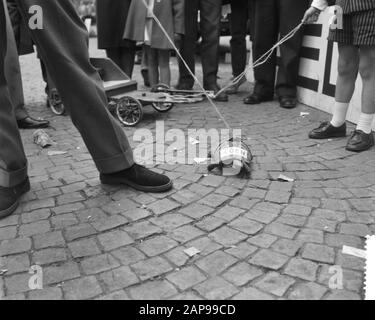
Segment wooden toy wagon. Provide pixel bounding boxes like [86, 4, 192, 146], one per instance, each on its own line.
[50, 58, 209, 126]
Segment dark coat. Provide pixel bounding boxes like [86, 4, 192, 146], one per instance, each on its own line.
[124, 0, 185, 50]
[96, 0, 134, 49]
[6, 0, 34, 55]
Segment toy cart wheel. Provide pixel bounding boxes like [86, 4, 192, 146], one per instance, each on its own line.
[116, 96, 143, 126]
[48, 89, 65, 115]
[152, 102, 174, 113]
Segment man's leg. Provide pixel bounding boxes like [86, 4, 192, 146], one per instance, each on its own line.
[4, 1, 27, 121]
[199, 0, 228, 101]
[4, 0, 49, 128]
[0, 0, 29, 218]
[225, 0, 248, 94]
[106, 46, 136, 78]
[244, 0, 277, 104]
[15, 0, 134, 174]
[276, 0, 309, 108]
[199, 0, 222, 89]
[229, 0, 248, 78]
[177, 0, 198, 89]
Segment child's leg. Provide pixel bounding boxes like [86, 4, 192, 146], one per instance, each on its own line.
[158, 49, 171, 87]
[357, 46, 375, 133]
[331, 44, 359, 127]
[309, 44, 359, 139]
[145, 45, 159, 87]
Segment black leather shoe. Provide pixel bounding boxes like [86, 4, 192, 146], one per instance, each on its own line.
[346, 130, 375, 152]
[100, 164, 173, 193]
[175, 82, 193, 91]
[225, 76, 247, 95]
[243, 93, 273, 105]
[17, 116, 50, 129]
[0, 178, 30, 220]
[308, 121, 347, 139]
[279, 96, 297, 109]
[205, 84, 228, 102]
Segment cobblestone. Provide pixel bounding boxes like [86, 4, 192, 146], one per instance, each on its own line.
[194, 277, 239, 300]
[302, 244, 336, 264]
[166, 266, 206, 290]
[249, 249, 289, 270]
[195, 251, 237, 276]
[63, 276, 102, 300]
[254, 272, 295, 297]
[284, 258, 319, 281]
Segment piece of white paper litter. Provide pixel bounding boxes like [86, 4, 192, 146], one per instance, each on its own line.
[194, 157, 208, 164]
[184, 247, 201, 257]
[48, 151, 68, 156]
[300, 112, 310, 117]
[277, 174, 295, 182]
[342, 245, 366, 259]
[365, 236, 375, 300]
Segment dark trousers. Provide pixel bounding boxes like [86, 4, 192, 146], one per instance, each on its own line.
[230, 0, 250, 77]
[0, 0, 134, 188]
[252, 0, 309, 98]
[4, 3, 27, 121]
[178, 0, 222, 88]
[106, 46, 136, 78]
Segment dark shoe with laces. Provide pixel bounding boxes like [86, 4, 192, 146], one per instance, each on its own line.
[100, 164, 173, 193]
[346, 130, 375, 152]
[243, 93, 273, 105]
[17, 116, 50, 129]
[225, 76, 247, 95]
[308, 121, 347, 139]
[205, 84, 228, 102]
[0, 178, 30, 220]
[279, 96, 297, 109]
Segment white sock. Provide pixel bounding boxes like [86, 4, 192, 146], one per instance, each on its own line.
[330, 102, 350, 127]
[356, 112, 375, 134]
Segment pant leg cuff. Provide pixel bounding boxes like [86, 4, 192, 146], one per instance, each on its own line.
[0, 165, 28, 188]
[94, 150, 135, 174]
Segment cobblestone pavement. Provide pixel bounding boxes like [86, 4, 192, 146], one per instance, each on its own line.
[1, 39, 374, 300]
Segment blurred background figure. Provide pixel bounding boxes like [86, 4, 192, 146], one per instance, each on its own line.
[244, 0, 310, 109]
[176, 0, 228, 102]
[124, 0, 185, 88]
[96, 0, 136, 78]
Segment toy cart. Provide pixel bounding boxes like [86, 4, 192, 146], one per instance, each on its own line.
[50, 58, 208, 126]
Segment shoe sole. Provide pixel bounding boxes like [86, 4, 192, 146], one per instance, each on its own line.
[309, 133, 347, 140]
[101, 176, 173, 193]
[0, 200, 20, 220]
[0, 179, 30, 220]
[346, 142, 375, 152]
[18, 124, 50, 129]
[244, 98, 274, 105]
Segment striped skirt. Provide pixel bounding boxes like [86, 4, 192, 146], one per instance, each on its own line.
[328, 9, 375, 46]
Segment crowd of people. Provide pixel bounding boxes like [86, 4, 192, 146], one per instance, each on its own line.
[0, 0, 374, 219]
